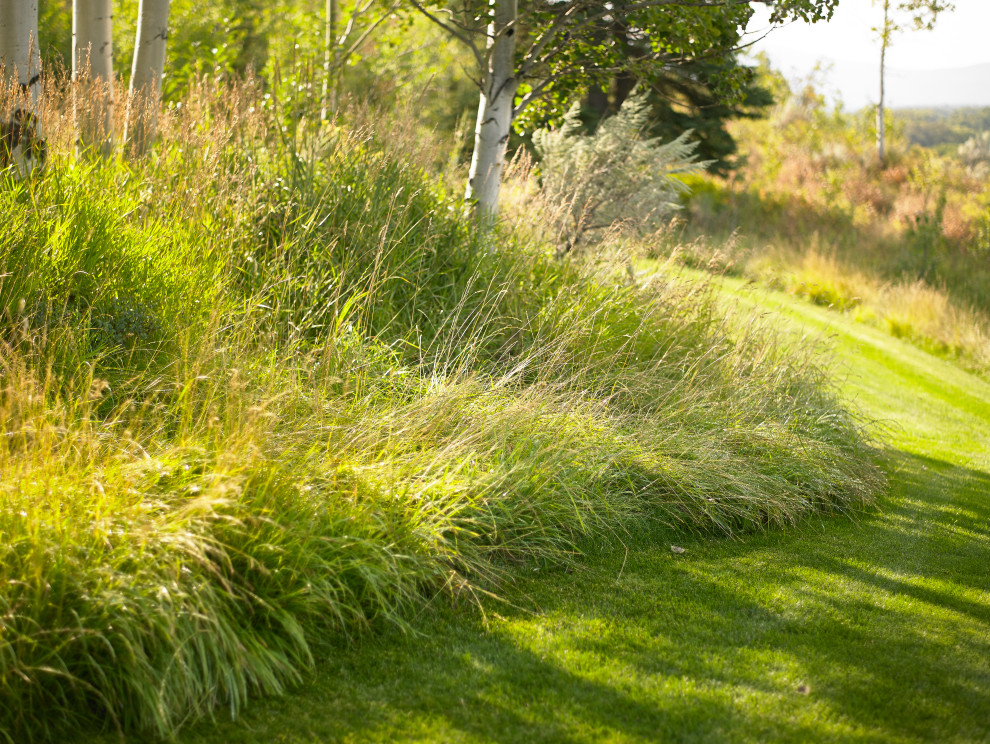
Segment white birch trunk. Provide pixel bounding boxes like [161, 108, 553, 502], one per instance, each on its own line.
[0, 0, 42, 112]
[125, 0, 170, 155]
[73, 0, 114, 156]
[465, 0, 517, 222]
[876, 42, 886, 164]
[0, 0, 44, 176]
[876, 0, 889, 165]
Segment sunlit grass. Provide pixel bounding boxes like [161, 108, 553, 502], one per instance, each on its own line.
[174, 270, 990, 744]
[663, 225, 990, 378]
[674, 96, 990, 378]
[0, 79, 884, 742]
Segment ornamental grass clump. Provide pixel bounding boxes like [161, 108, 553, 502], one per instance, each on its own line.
[0, 77, 885, 742]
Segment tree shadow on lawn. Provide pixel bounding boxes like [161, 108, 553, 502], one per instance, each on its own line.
[176, 615, 773, 744]
[873, 449, 990, 595]
[174, 448, 989, 744]
[557, 447, 990, 742]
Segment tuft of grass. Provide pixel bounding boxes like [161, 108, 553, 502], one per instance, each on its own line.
[664, 224, 990, 378]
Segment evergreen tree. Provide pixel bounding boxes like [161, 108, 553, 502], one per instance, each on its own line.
[578, 59, 773, 177]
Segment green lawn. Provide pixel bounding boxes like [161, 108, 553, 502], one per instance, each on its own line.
[176, 279, 990, 744]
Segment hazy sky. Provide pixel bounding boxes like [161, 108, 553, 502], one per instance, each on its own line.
[745, 0, 990, 109]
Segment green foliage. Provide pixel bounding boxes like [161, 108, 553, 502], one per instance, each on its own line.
[677, 64, 990, 376]
[38, 0, 72, 68]
[957, 130, 990, 176]
[518, 21, 773, 175]
[37, 0, 478, 156]
[633, 60, 774, 176]
[330, 15, 479, 136]
[512, 3, 756, 137]
[873, 0, 954, 40]
[905, 191, 948, 280]
[973, 203, 990, 255]
[0, 158, 223, 370]
[181, 272, 990, 744]
[398, 0, 843, 147]
[38, 0, 266, 94]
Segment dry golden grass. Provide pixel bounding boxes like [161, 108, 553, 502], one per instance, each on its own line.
[749, 243, 990, 373]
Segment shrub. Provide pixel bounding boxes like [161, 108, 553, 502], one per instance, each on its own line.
[532, 92, 706, 252]
[958, 131, 990, 177]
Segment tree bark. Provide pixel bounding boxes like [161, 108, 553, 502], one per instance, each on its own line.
[0, 0, 42, 112]
[465, 0, 518, 222]
[125, 0, 170, 155]
[321, 0, 339, 120]
[0, 0, 44, 176]
[73, 0, 114, 156]
[876, 0, 889, 165]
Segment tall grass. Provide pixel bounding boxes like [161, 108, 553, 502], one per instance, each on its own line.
[0, 77, 884, 742]
[671, 72, 990, 376]
[677, 184, 990, 376]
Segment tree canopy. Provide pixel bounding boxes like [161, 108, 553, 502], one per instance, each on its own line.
[407, 0, 842, 216]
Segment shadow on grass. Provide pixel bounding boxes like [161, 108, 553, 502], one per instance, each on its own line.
[171, 448, 989, 743]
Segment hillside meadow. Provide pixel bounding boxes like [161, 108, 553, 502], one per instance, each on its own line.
[0, 75, 891, 742]
[675, 70, 990, 377]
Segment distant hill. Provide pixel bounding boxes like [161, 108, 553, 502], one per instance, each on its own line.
[893, 105, 990, 151]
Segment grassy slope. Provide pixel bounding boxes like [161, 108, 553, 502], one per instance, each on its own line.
[0, 94, 883, 740]
[175, 276, 990, 744]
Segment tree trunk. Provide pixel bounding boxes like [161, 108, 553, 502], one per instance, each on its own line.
[125, 0, 170, 155]
[584, 86, 609, 125]
[321, 0, 339, 120]
[608, 71, 637, 115]
[465, 0, 517, 222]
[876, 0, 888, 165]
[73, 0, 114, 156]
[0, 0, 44, 175]
[0, 0, 42, 111]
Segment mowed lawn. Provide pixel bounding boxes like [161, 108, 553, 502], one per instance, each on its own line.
[176, 280, 990, 744]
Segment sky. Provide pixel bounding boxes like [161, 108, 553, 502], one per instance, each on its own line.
[744, 0, 990, 109]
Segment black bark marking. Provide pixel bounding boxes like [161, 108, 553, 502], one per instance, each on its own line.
[491, 76, 516, 104]
[1, 108, 46, 171]
[18, 74, 41, 93]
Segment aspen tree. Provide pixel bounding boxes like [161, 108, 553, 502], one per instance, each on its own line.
[0, 0, 44, 176]
[322, 0, 401, 121]
[322, 0, 339, 120]
[873, 0, 953, 165]
[407, 0, 842, 223]
[73, 0, 114, 156]
[0, 0, 41, 102]
[464, 0, 516, 222]
[125, 0, 170, 155]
